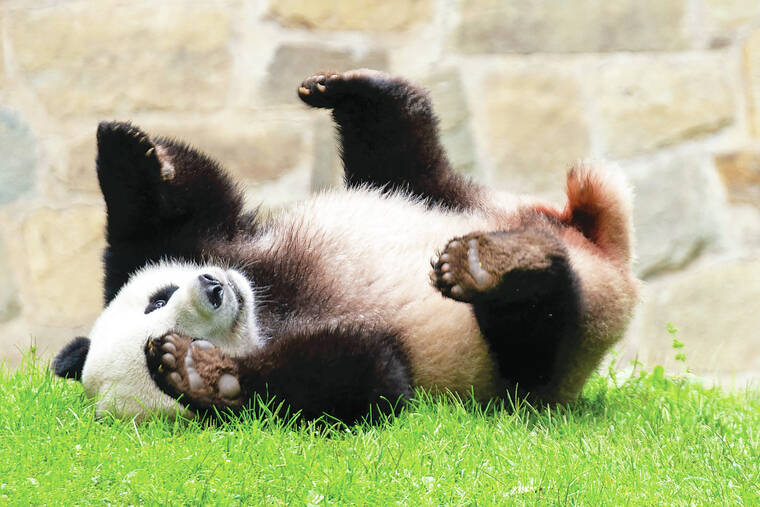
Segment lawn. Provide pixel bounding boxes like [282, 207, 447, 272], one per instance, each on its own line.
[1, 351, 758, 505]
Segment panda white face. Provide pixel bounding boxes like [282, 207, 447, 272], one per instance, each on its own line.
[79, 261, 260, 418]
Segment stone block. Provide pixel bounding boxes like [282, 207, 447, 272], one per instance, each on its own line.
[592, 56, 734, 158]
[0, 109, 37, 204]
[703, 0, 760, 44]
[631, 260, 760, 378]
[456, 0, 688, 54]
[3, 206, 105, 327]
[478, 65, 590, 194]
[143, 116, 311, 183]
[715, 149, 760, 208]
[746, 30, 760, 138]
[266, 0, 433, 31]
[626, 152, 725, 278]
[61, 133, 99, 193]
[0, 239, 21, 323]
[420, 69, 477, 175]
[8, 2, 234, 117]
[264, 44, 388, 103]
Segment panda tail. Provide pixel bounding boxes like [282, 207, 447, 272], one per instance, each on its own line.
[560, 160, 634, 266]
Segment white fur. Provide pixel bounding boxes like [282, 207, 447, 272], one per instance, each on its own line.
[81, 162, 631, 417]
[81, 262, 258, 418]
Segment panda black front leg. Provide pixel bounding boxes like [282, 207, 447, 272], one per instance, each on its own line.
[97, 122, 248, 303]
[298, 69, 481, 210]
[431, 228, 583, 400]
[145, 328, 413, 424]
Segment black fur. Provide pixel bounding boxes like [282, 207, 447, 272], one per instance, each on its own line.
[96, 122, 248, 303]
[299, 71, 482, 210]
[471, 248, 582, 400]
[53, 336, 90, 380]
[145, 327, 412, 425]
[62, 71, 598, 422]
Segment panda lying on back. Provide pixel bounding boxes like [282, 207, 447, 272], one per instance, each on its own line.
[54, 70, 638, 424]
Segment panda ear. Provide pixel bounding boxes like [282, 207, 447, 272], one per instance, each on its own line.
[53, 337, 91, 381]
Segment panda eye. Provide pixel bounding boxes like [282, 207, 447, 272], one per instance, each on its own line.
[145, 285, 179, 314]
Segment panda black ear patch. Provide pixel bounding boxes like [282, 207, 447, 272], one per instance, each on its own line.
[53, 336, 91, 381]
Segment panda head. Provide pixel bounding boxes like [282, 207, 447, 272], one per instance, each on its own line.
[54, 261, 259, 419]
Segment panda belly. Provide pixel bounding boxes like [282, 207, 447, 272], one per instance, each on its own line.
[263, 189, 506, 399]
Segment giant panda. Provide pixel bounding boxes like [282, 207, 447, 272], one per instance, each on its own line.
[53, 69, 638, 424]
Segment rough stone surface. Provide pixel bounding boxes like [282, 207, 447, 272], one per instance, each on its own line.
[267, 0, 432, 31]
[420, 69, 477, 175]
[478, 66, 590, 194]
[630, 260, 760, 377]
[747, 30, 760, 138]
[144, 117, 311, 183]
[8, 2, 233, 116]
[592, 56, 735, 158]
[61, 133, 100, 194]
[715, 149, 760, 208]
[626, 152, 725, 278]
[3, 206, 105, 327]
[0, 239, 21, 323]
[0, 109, 37, 204]
[456, 0, 688, 54]
[703, 0, 760, 44]
[264, 45, 388, 102]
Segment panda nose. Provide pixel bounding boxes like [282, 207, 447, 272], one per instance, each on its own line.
[198, 273, 223, 309]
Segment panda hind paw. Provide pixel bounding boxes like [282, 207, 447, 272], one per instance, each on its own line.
[145, 332, 242, 410]
[298, 69, 391, 108]
[431, 233, 498, 303]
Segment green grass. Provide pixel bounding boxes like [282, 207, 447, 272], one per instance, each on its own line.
[1, 353, 759, 505]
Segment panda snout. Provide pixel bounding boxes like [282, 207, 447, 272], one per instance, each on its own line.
[198, 273, 224, 309]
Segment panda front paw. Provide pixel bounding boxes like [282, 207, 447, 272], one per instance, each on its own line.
[297, 69, 391, 108]
[145, 332, 243, 411]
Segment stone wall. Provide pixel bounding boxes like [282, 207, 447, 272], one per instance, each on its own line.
[1, 0, 759, 380]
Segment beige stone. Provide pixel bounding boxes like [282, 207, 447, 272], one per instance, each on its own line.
[3, 206, 105, 327]
[703, 0, 760, 43]
[592, 56, 735, 158]
[631, 260, 760, 377]
[479, 66, 590, 194]
[420, 69, 476, 175]
[746, 31, 760, 138]
[143, 116, 311, 183]
[715, 149, 760, 208]
[456, 0, 688, 54]
[266, 0, 432, 31]
[0, 316, 91, 370]
[0, 239, 21, 323]
[626, 152, 724, 278]
[62, 134, 99, 193]
[8, 1, 234, 116]
[265, 45, 388, 103]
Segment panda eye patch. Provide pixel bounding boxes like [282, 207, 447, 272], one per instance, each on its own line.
[145, 285, 179, 314]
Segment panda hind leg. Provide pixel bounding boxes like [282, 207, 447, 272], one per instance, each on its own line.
[145, 328, 412, 424]
[298, 69, 481, 210]
[431, 229, 583, 400]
